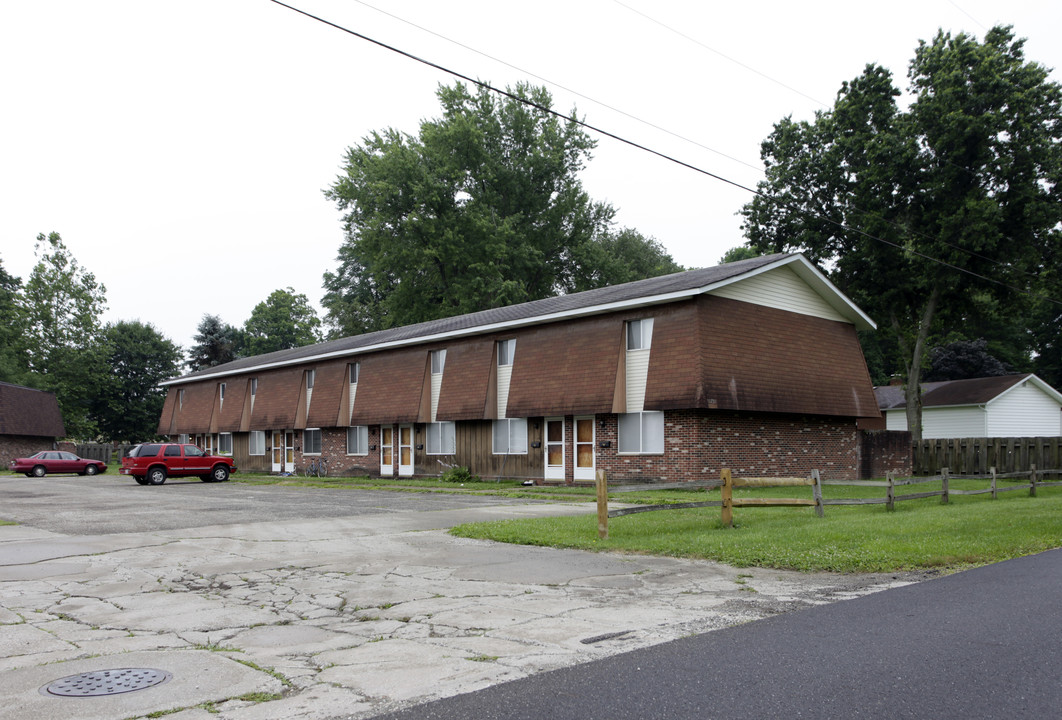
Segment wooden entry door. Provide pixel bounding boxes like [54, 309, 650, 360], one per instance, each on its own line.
[544, 417, 565, 480]
[574, 416, 595, 481]
[398, 424, 414, 476]
[380, 426, 394, 476]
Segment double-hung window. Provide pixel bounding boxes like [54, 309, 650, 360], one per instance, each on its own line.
[249, 431, 266, 456]
[618, 411, 665, 454]
[426, 421, 455, 455]
[493, 418, 528, 455]
[218, 432, 233, 455]
[627, 318, 654, 351]
[304, 428, 322, 455]
[347, 426, 369, 455]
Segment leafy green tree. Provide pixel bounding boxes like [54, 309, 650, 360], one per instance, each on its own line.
[188, 314, 242, 371]
[740, 27, 1062, 442]
[242, 288, 322, 356]
[21, 232, 108, 438]
[323, 81, 677, 336]
[567, 228, 683, 292]
[924, 339, 1011, 381]
[91, 321, 183, 442]
[0, 257, 29, 384]
[719, 246, 761, 264]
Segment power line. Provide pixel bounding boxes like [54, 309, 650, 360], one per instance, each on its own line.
[346, 0, 764, 175]
[266, 0, 1059, 307]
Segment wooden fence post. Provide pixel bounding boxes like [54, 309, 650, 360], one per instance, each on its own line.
[886, 471, 895, 511]
[721, 468, 733, 528]
[941, 467, 949, 504]
[811, 469, 824, 518]
[990, 466, 997, 500]
[1030, 463, 1038, 498]
[596, 469, 608, 539]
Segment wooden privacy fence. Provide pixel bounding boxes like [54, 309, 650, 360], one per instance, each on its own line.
[594, 465, 1062, 537]
[914, 437, 1062, 475]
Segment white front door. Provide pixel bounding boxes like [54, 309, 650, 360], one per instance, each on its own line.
[398, 424, 414, 476]
[271, 431, 295, 473]
[544, 417, 565, 480]
[574, 416, 595, 481]
[380, 426, 394, 476]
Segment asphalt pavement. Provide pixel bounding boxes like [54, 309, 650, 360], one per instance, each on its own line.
[375, 547, 1062, 720]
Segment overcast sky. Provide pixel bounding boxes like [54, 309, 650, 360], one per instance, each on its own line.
[3, 0, 1060, 352]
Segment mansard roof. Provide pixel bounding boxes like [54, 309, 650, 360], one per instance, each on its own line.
[165, 252, 875, 386]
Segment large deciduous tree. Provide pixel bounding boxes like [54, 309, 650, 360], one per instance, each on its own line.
[92, 321, 183, 443]
[740, 27, 1062, 442]
[22, 232, 108, 438]
[0, 257, 29, 384]
[242, 288, 322, 356]
[323, 81, 680, 337]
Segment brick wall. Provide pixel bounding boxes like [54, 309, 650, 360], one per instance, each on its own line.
[596, 410, 864, 483]
[0, 435, 58, 466]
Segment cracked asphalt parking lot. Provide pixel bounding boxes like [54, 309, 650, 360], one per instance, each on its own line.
[0, 475, 924, 719]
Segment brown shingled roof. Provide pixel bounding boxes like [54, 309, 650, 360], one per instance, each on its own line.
[875, 374, 1033, 410]
[0, 382, 66, 437]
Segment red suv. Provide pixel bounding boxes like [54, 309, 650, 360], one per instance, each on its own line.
[120, 443, 236, 485]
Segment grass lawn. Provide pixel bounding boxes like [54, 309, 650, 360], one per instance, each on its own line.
[453, 479, 1062, 573]
[228, 472, 1062, 574]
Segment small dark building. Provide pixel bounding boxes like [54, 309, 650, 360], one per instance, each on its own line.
[0, 382, 66, 464]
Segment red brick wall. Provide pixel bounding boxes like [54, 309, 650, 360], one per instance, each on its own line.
[594, 410, 864, 483]
[0, 435, 59, 467]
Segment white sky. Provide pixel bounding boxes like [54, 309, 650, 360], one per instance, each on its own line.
[2, 1, 1060, 352]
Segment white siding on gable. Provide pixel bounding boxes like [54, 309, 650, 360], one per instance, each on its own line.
[430, 373, 442, 422]
[887, 407, 987, 438]
[626, 348, 651, 413]
[497, 364, 513, 418]
[987, 382, 1062, 436]
[709, 266, 848, 323]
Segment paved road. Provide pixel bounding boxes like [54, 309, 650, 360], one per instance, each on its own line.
[376, 548, 1062, 720]
[0, 473, 543, 534]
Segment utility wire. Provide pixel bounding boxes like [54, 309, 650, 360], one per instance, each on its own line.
[347, 0, 763, 174]
[267, 0, 1059, 307]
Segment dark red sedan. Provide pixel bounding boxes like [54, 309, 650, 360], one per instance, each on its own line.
[9, 451, 108, 477]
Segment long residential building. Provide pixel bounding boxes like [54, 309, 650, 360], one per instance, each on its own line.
[158, 253, 885, 482]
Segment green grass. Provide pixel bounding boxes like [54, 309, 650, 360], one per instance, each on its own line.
[450, 479, 1062, 573]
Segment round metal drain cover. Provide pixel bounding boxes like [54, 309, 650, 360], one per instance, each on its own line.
[42, 668, 172, 697]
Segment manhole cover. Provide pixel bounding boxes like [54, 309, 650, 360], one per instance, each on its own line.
[41, 668, 172, 697]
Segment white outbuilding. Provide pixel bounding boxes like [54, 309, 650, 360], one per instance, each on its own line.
[876, 374, 1062, 439]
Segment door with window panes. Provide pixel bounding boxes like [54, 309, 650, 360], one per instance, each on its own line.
[380, 426, 394, 476]
[398, 424, 414, 476]
[573, 416, 595, 480]
[544, 417, 565, 480]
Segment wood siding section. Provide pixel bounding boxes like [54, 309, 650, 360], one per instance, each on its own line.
[644, 295, 878, 418]
[436, 338, 493, 421]
[417, 419, 544, 479]
[306, 361, 347, 429]
[506, 317, 622, 417]
[249, 367, 303, 429]
[351, 348, 428, 424]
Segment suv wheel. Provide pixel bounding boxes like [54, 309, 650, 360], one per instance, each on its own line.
[210, 465, 230, 482]
[146, 467, 167, 485]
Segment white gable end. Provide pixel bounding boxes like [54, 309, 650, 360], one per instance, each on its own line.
[987, 381, 1062, 436]
[708, 265, 848, 323]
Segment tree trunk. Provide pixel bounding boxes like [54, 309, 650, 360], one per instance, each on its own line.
[895, 287, 941, 445]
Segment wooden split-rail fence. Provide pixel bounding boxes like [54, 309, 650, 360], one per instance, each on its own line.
[593, 466, 1061, 539]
